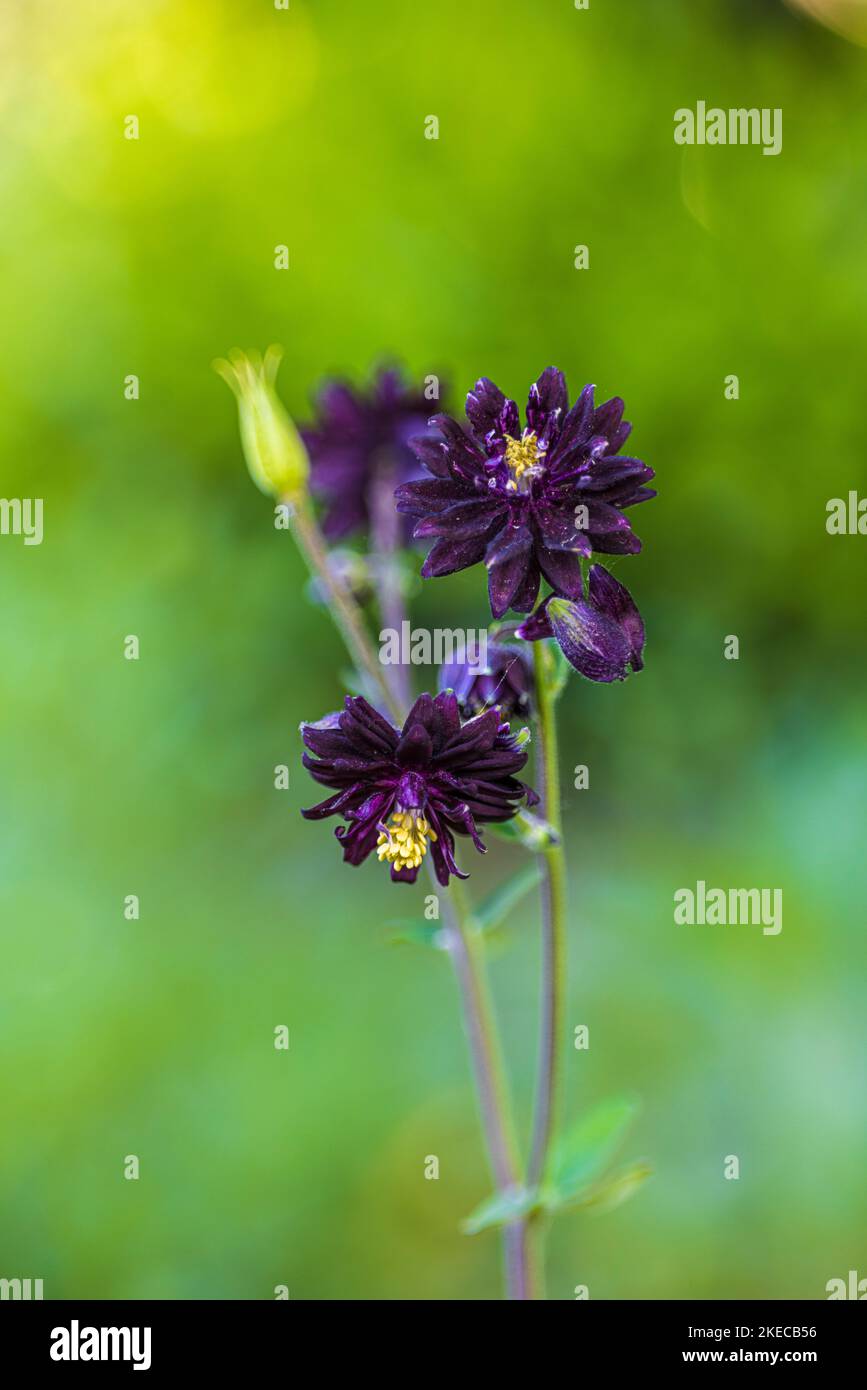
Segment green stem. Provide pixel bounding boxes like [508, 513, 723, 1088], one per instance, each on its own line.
[287, 498, 404, 723]
[527, 641, 569, 1197]
[437, 877, 535, 1300]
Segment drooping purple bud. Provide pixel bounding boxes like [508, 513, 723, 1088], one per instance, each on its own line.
[439, 641, 534, 718]
[545, 597, 633, 682]
[516, 568, 646, 683]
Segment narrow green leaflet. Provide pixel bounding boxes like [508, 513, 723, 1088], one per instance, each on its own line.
[572, 1160, 652, 1214]
[464, 1147, 650, 1235]
[463, 1185, 540, 1235]
[470, 863, 542, 935]
[385, 921, 447, 950]
[548, 1094, 639, 1203]
[488, 807, 560, 852]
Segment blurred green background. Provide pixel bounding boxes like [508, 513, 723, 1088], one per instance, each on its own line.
[2, 0, 866, 1300]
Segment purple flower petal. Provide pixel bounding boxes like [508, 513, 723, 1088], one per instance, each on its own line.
[588, 527, 642, 556]
[571, 457, 655, 492]
[427, 413, 488, 480]
[421, 533, 490, 578]
[591, 395, 625, 442]
[515, 597, 554, 641]
[408, 435, 452, 477]
[413, 497, 508, 541]
[537, 546, 585, 600]
[526, 367, 568, 441]
[549, 382, 595, 462]
[395, 723, 434, 768]
[588, 564, 645, 671]
[510, 556, 541, 613]
[465, 377, 508, 440]
[533, 500, 593, 554]
[395, 477, 471, 515]
[486, 527, 534, 619]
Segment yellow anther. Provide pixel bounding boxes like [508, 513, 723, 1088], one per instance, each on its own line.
[376, 809, 437, 871]
[503, 431, 545, 482]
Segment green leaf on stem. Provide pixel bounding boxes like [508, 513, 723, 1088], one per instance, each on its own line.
[469, 863, 542, 935]
[385, 921, 447, 950]
[568, 1160, 652, 1214]
[487, 808, 560, 852]
[547, 1094, 639, 1203]
[462, 1185, 540, 1235]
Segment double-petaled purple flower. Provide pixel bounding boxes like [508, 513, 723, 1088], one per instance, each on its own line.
[301, 692, 536, 885]
[395, 368, 655, 619]
[302, 367, 437, 542]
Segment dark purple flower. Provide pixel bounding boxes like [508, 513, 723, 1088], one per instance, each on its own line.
[517, 565, 645, 683]
[439, 641, 534, 719]
[302, 367, 439, 542]
[301, 692, 536, 885]
[395, 368, 655, 618]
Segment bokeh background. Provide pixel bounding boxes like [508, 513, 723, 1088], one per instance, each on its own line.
[2, 0, 866, 1300]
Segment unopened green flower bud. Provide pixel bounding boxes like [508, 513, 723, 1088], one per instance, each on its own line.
[214, 345, 309, 501]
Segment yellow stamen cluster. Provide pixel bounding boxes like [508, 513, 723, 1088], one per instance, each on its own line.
[376, 809, 437, 871]
[503, 431, 544, 483]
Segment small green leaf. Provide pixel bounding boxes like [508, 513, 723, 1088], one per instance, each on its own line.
[385, 921, 447, 950]
[488, 808, 560, 852]
[548, 1094, 639, 1202]
[575, 1160, 652, 1214]
[463, 1185, 539, 1235]
[470, 863, 542, 935]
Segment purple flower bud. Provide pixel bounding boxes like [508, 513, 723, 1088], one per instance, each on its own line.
[516, 567, 646, 683]
[439, 641, 534, 719]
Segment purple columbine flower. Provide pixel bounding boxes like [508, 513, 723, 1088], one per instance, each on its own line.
[517, 565, 645, 683]
[301, 692, 537, 885]
[395, 368, 655, 618]
[302, 367, 438, 542]
[439, 642, 534, 719]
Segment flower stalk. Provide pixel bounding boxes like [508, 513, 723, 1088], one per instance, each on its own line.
[435, 877, 534, 1299]
[527, 640, 568, 1195]
[287, 498, 404, 724]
